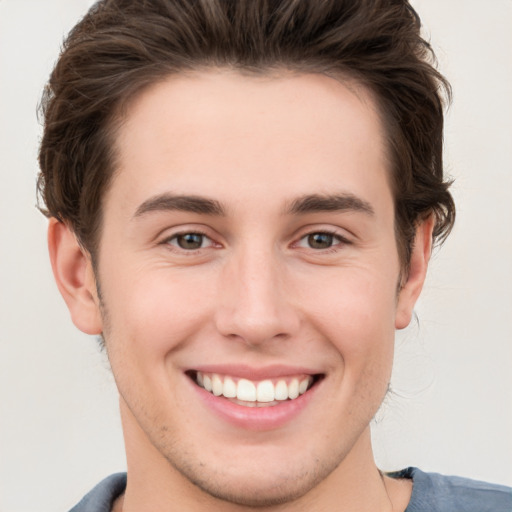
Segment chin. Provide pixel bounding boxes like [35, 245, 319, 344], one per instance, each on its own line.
[165, 448, 338, 507]
[183, 470, 320, 507]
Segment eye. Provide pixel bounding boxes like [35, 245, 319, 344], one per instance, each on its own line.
[297, 232, 345, 250]
[167, 232, 214, 250]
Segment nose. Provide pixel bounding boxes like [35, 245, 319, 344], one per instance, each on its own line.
[214, 246, 300, 346]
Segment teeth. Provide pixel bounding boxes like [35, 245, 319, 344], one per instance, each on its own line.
[195, 372, 313, 403]
[274, 380, 288, 401]
[203, 374, 212, 392]
[212, 374, 223, 396]
[223, 376, 237, 398]
[256, 380, 274, 402]
[237, 379, 256, 401]
[288, 378, 299, 399]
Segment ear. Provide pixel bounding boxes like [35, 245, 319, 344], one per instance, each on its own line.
[48, 218, 103, 335]
[395, 216, 435, 329]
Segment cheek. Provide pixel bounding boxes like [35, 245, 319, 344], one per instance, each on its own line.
[101, 266, 214, 361]
[303, 269, 398, 374]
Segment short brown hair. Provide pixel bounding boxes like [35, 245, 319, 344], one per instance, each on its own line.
[38, 0, 455, 268]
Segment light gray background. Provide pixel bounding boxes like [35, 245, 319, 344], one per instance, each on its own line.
[0, 1, 511, 511]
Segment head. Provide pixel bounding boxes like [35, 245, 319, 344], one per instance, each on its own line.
[38, 0, 454, 273]
[39, 0, 455, 508]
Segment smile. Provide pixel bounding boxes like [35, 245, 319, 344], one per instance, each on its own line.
[193, 371, 316, 406]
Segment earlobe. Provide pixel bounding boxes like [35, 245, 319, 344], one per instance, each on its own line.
[48, 218, 103, 335]
[395, 217, 435, 330]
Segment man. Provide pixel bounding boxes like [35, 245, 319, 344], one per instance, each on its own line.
[37, 0, 512, 511]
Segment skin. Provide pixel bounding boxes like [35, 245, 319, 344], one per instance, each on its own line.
[49, 71, 433, 511]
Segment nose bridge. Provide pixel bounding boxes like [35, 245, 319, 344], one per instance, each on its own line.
[215, 241, 298, 345]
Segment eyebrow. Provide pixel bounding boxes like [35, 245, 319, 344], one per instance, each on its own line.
[133, 191, 374, 219]
[286, 193, 375, 216]
[133, 193, 226, 218]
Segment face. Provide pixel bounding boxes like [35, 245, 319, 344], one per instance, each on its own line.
[63, 71, 427, 507]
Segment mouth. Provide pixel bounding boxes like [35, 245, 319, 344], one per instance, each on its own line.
[187, 370, 323, 408]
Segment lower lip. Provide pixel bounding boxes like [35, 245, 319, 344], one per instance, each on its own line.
[190, 378, 319, 431]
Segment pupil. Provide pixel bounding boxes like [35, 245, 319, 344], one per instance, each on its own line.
[308, 233, 333, 249]
[178, 233, 203, 249]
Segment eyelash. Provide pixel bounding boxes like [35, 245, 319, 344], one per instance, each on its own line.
[161, 229, 350, 254]
[295, 230, 350, 252]
[162, 230, 215, 253]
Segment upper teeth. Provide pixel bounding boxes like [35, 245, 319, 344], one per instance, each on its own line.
[196, 372, 313, 402]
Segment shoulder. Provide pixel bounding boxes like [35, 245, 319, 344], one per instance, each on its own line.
[392, 467, 512, 512]
[68, 473, 127, 512]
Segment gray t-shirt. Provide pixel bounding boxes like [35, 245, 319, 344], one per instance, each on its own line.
[69, 467, 512, 511]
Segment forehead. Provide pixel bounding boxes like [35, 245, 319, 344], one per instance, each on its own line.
[108, 70, 391, 217]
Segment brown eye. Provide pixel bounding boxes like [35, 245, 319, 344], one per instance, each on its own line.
[169, 233, 209, 250]
[306, 233, 335, 249]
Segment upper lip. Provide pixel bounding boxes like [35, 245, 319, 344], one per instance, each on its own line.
[187, 364, 322, 381]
